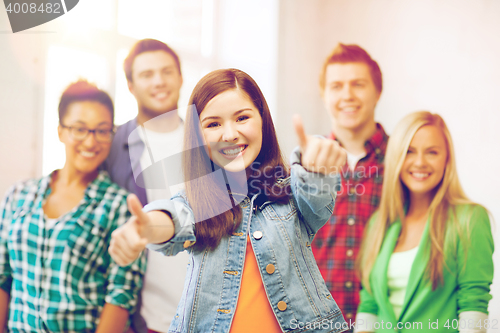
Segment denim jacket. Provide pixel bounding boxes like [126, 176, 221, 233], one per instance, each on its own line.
[144, 148, 347, 333]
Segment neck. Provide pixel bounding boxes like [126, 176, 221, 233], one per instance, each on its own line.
[137, 107, 181, 133]
[407, 192, 434, 220]
[332, 121, 377, 155]
[55, 165, 98, 189]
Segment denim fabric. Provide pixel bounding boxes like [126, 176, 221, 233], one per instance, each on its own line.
[144, 148, 347, 333]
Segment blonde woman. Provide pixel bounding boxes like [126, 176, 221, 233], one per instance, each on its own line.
[355, 111, 493, 333]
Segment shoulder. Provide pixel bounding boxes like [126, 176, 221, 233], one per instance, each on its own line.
[452, 203, 489, 221]
[446, 204, 492, 247]
[2, 176, 45, 206]
[115, 118, 137, 136]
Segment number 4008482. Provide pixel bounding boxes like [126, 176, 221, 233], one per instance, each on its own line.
[6, 2, 62, 14]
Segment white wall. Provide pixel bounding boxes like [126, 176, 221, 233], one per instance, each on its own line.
[277, 0, 500, 324]
[0, 10, 44, 194]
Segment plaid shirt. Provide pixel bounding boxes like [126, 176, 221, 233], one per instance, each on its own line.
[311, 124, 388, 327]
[0, 170, 146, 332]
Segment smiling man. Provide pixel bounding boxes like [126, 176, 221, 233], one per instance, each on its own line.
[311, 43, 389, 331]
[103, 39, 188, 333]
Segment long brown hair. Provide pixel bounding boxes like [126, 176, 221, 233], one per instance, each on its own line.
[357, 111, 476, 291]
[184, 69, 290, 250]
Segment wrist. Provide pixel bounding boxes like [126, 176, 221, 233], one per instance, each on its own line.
[145, 210, 174, 244]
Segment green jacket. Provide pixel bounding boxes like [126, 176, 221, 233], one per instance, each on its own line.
[358, 205, 494, 332]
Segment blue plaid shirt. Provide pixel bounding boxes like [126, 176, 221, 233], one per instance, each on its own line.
[0, 170, 146, 332]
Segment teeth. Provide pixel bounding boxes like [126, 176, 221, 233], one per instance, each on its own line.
[155, 92, 167, 99]
[341, 106, 358, 112]
[80, 151, 96, 158]
[412, 172, 429, 178]
[221, 146, 245, 156]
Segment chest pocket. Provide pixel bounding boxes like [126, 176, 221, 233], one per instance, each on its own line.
[67, 220, 107, 260]
[261, 200, 297, 221]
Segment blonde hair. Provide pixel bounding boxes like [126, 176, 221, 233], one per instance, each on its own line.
[357, 111, 474, 291]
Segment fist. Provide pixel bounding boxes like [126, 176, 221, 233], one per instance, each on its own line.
[109, 194, 149, 266]
[293, 114, 347, 174]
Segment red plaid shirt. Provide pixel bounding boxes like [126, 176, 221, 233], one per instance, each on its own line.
[312, 124, 388, 327]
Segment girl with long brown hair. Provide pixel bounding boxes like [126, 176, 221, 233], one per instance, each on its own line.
[110, 69, 349, 333]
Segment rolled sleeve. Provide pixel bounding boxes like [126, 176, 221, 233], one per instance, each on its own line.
[357, 287, 379, 315]
[144, 196, 197, 256]
[457, 206, 493, 314]
[0, 186, 15, 293]
[105, 254, 146, 312]
[290, 145, 341, 236]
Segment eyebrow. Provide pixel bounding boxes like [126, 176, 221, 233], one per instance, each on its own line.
[328, 78, 369, 84]
[70, 121, 112, 126]
[201, 108, 252, 123]
[408, 145, 442, 150]
[138, 65, 176, 75]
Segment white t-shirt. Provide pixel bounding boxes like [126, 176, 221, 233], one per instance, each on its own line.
[137, 124, 190, 332]
[387, 246, 419, 319]
[346, 151, 366, 171]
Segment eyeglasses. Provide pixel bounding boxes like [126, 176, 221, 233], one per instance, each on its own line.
[61, 125, 115, 143]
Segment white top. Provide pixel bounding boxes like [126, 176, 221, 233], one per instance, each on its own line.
[44, 216, 58, 229]
[387, 246, 419, 319]
[138, 124, 189, 332]
[346, 151, 366, 171]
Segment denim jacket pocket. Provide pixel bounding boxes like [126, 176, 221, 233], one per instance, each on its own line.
[261, 200, 297, 221]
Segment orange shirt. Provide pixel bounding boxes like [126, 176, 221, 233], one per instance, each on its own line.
[229, 237, 283, 333]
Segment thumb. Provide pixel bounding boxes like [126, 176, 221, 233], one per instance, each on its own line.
[293, 114, 308, 149]
[127, 194, 149, 230]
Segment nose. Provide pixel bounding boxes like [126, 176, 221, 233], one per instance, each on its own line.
[340, 84, 354, 100]
[82, 131, 98, 148]
[414, 152, 427, 167]
[222, 123, 238, 142]
[153, 72, 167, 87]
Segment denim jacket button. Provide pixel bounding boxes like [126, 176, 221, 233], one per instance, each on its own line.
[277, 301, 287, 311]
[266, 264, 275, 274]
[253, 231, 263, 240]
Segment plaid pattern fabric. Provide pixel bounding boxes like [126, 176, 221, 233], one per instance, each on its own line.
[311, 124, 388, 327]
[0, 171, 146, 332]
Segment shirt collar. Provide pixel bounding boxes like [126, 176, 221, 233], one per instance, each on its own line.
[329, 123, 388, 156]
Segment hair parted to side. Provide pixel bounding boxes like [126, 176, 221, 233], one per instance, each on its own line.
[319, 43, 382, 95]
[184, 68, 290, 251]
[357, 111, 477, 291]
[58, 79, 114, 124]
[123, 38, 182, 82]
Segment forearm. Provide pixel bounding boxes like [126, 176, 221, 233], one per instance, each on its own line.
[0, 288, 9, 332]
[144, 210, 175, 244]
[95, 303, 129, 333]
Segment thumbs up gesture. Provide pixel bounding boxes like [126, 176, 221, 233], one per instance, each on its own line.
[293, 115, 347, 174]
[109, 194, 150, 266]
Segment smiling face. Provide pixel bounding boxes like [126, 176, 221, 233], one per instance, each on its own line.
[128, 50, 183, 118]
[200, 89, 263, 172]
[323, 62, 380, 133]
[400, 125, 448, 202]
[58, 101, 113, 175]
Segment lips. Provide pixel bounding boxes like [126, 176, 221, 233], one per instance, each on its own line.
[339, 106, 359, 112]
[218, 145, 247, 158]
[152, 91, 169, 100]
[79, 150, 97, 158]
[410, 172, 430, 179]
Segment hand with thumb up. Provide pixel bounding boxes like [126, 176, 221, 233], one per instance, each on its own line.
[293, 114, 347, 175]
[109, 194, 174, 266]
